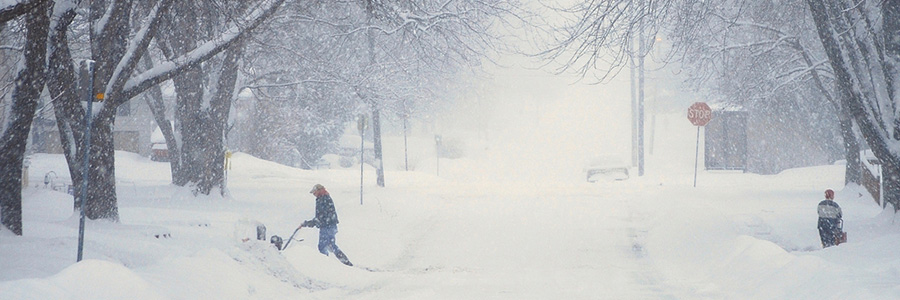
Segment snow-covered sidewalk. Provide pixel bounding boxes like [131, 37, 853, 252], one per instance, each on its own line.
[2, 114, 899, 299]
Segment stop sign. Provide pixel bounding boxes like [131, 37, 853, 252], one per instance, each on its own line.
[687, 102, 712, 126]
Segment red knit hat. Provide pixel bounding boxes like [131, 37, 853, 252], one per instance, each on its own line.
[825, 189, 834, 199]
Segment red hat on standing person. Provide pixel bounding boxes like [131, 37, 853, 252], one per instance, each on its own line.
[825, 189, 834, 200]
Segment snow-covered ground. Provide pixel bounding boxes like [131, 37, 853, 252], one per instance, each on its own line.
[2, 111, 899, 299]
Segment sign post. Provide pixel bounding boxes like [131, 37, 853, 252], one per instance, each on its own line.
[77, 60, 97, 262]
[435, 135, 442, 176]
[358, 114, 367, 205]
[687, 102, 712, 187]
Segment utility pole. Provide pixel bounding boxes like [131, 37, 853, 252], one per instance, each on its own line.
[629, 30, 637, 168]
[403, 114, 409, 171]
[637, 20, 646, 176]
[358, 114, 367, 205]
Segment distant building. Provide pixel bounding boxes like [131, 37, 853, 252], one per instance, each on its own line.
[28, 88, 174, 157]
[704, 103, 841, 175]
[704, 107, 748, 171]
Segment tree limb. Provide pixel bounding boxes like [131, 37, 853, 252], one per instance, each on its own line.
[0, 0, 44, 24]
[103, 0, 173, 102]
[119, 0, 285, 101]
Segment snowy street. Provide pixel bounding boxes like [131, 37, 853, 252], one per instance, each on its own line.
[3, 114, 898, 299]
[334, 183, 671, 299]
[4, 0, 900, 298]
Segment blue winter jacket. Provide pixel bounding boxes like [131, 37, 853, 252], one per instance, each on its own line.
[303, 193, 339, 228]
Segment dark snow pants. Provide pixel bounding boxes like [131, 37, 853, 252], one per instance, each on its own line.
[818, 217, 839, 248]
[318, 225, 351, 265]
[318, 225, 341, 255]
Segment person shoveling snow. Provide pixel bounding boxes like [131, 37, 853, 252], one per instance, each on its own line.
[299, 184, 353, 266]
[817, 189, 845, 248]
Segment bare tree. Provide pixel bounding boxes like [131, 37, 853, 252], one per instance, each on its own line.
[153, 0, 264, 195]
[538, 0, 671, 80]
[806, 0, 900, 210]
[234, 0, 519, 184]
[0, 7, 27, 129]
[45, 0, 284, 221]
[0, 0, 50, 235]
[541, 0, 867, 183]
[0, 0, 45, 24]
[337, 0, 521, 186]
[670, 0, 859, 178]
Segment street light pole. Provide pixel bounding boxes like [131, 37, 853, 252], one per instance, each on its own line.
[77, 60, 96, 262]
[403, 115, 409, 171]
[637, 19, 646, 177]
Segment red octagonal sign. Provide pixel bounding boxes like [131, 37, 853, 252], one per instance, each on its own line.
[687, 102, 712, 126]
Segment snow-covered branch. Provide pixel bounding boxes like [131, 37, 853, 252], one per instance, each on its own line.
[120, 0, 285, 101]
[0, 0, 44, 24]
[103, 0, 172, 102]
[243, 79, 343, 90]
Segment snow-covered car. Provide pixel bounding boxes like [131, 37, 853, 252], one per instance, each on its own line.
[584, 155, 630, 182]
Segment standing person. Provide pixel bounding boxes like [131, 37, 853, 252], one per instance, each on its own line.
[300, 184, 352, 266]
[817, 189, 843, 248]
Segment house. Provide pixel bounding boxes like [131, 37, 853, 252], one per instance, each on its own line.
[28, 90, 173, 158]
[704, 103, 841, 175]
[704, 107, 748, 171]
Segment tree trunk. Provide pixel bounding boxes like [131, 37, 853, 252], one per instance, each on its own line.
[141, 56, 181, 183]
[170, 66, 207, 188]
[163, 0, 205, 188]
[197, 43, 242, 195]
[835, 83, 861, 186]
[880, 0, 900, 210]
[67, 0, 133, 222]
[0, 0, 45, 24]
[0, 0, 50, 235]
[797, 39, 861, 186]
[372, 107, 385, 187]
[144, 83, 181, 180]
[883, 0, 900, 94]
[83, 113, 119, 221]
[882, 161, 900, 210]
[839, 114, 861, 185]
[366, 0, 385, 187]
[46, 7, 84, 209]
[167, 44, 243, 195]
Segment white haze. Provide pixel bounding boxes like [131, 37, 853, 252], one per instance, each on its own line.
[437, 56, 635, 184]
[3, 39, 898, 300]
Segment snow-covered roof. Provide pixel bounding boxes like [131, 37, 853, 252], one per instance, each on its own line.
[707, 102, 745, 111]
[150, 122, 171, 143]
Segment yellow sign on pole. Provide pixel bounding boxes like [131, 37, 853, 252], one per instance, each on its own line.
[225, 151, 232, 170]
[96, 93, 105, 101]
